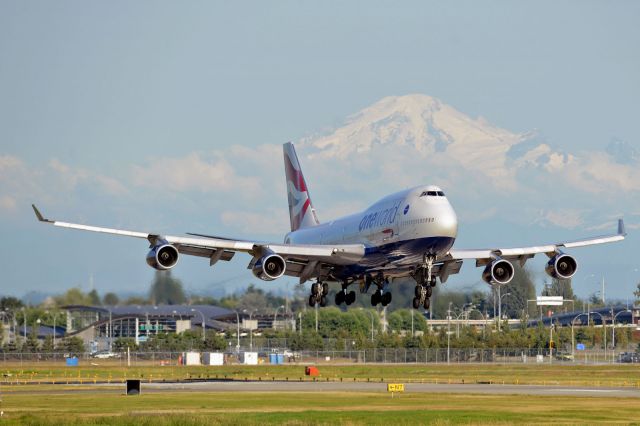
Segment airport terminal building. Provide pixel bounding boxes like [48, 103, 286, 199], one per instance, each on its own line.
[63, 305, 236, 349]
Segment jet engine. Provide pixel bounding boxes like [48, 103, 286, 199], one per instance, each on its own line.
[146, 244, 179, 270]
[545, 253, 577, 279]
[252, 252, 286, 281]
[482, 258, 515, 285]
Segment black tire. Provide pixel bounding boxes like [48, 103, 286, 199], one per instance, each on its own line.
[383, 292, 392, 305]
[347, 291, 356, 305]
[426, 286, 433, 298]
[371, 293, 378, 307]
[335, 291, 344, 306]
[308, 295, 316, 307]
[414, 286, 421, 298]
[312, 283, 320, 295]
[320, 295, 327, 307]
[423, 298, 430, 310]
[430, 278, 437, 287]
[322, 283, 329, 295]
[412, 297, 420, 309]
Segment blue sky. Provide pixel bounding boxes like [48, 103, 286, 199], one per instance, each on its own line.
[1, 1, 639, 301]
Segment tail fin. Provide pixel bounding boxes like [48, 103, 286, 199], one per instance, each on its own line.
[283, 142, 320, 231]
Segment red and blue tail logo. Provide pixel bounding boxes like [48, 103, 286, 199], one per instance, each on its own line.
[283, 142, 319, 232]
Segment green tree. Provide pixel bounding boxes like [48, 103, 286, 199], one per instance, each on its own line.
[633, 281, 640, 304]
[88, 289, 101, 306]
[41, 335, 55, 353]
[0, 296, 23, 311]
[113, 337, 137, 352]
[502, 265, 537, 318]
[54, 287, 91, 306]
[103, 292, 120, 306]
[60, 336, 86, 355]
[149, 271, 186, 305]
[388, 309, 427, 334]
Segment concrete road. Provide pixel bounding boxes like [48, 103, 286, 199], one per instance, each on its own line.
[136, 380, 640, 398]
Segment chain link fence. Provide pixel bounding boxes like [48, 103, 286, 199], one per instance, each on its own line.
[1, 347, 636, 366]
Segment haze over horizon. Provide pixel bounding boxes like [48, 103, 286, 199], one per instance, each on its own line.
[1, 2, 639, 302]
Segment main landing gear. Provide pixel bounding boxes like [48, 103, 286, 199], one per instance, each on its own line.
[369, 275, 392, 307]
[412, 254, 437, 310]
[335, 282, 356, 306]
[308, 281, 328, 307]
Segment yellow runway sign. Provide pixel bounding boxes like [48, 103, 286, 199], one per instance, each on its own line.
[387, 383, 405, 392]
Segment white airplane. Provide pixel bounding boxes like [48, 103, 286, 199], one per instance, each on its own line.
[33, 142, 626, 309]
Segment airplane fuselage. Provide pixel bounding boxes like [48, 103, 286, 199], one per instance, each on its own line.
[285, 185, 458, 279]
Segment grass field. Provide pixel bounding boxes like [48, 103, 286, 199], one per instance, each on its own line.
[2, 364, 640, 424]
[3, 363, 640, 388]
[2, 387, 640, 425]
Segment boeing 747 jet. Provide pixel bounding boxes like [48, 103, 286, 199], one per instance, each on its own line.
[33, 143, 626, 309]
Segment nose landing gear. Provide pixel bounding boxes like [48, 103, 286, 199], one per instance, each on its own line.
[412, 254, 437, 310]
[309, 281, 328, 307]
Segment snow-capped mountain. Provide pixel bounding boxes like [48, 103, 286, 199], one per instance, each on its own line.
[301, 94, 570, 183]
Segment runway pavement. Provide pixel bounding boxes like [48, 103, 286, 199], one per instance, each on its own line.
[134, 380, 640, 398]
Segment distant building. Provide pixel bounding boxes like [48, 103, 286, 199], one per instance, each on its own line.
[62, 305, 235, 350]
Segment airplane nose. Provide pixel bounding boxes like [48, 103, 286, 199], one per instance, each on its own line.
[438, 204, 458, 238]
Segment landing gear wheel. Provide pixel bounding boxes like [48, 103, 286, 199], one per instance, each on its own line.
[423, 298, 430, 310]
[382, 292, 392, 306]
[412, 297, 420, 309]
[322, 283, 329, 295]
[414, 286, 421, 298]
[320, 295, 327, 307]
[371, 292, 380, 307]
[346, 291, 356, 305]
[309, 295, 316, 307]
[426, 286, 433, 298]
[312, 282, 321, 296]
[430, 278, 437, 287]
[335, 291, 344, 306]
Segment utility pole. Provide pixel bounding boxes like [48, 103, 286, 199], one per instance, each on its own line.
[447, 302, 452, 365]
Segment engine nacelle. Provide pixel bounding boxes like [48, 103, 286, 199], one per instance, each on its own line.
[146, 244, 179, 270]
[252, 252, 286, 281]
[482, 258, 515, 285]
[545, 253, 577, 279]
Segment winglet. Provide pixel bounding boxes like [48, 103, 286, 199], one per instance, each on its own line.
[32, 204, 53, 223]
[618, 218, 626, 236]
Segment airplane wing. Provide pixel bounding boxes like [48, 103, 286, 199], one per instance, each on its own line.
[32, 205, 365, 273]
[448, 219, 626, 266]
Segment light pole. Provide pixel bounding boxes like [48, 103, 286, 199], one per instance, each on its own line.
[411, 308, 414, 337]
[243, 309, 257, 350]
[468, 307, 486, 339]
[107, 308, 113, 351]
[447, 302, 452, 365]
[571, 313, 588, 359]
[190, 308, 206, 341]
[498, 291, 511, 331]
[234, 310, 240, 354]
[611, 309, 631, 352]
[273, 305, 285, 330]
[21, 307, 27, 345]
[589, 311, 606, 362]
[52, 312, 57, 351]
[358, 308, 375, 341]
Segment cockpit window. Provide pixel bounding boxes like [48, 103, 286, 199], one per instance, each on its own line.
[420, 191, 441, 197]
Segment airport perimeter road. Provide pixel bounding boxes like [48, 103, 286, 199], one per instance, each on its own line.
[136, 381, 640, 398]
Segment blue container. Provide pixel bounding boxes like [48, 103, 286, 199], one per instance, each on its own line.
[276, 354, 284, 364]
[66, 357, 78, 367]
[269, 354, 277, 364]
